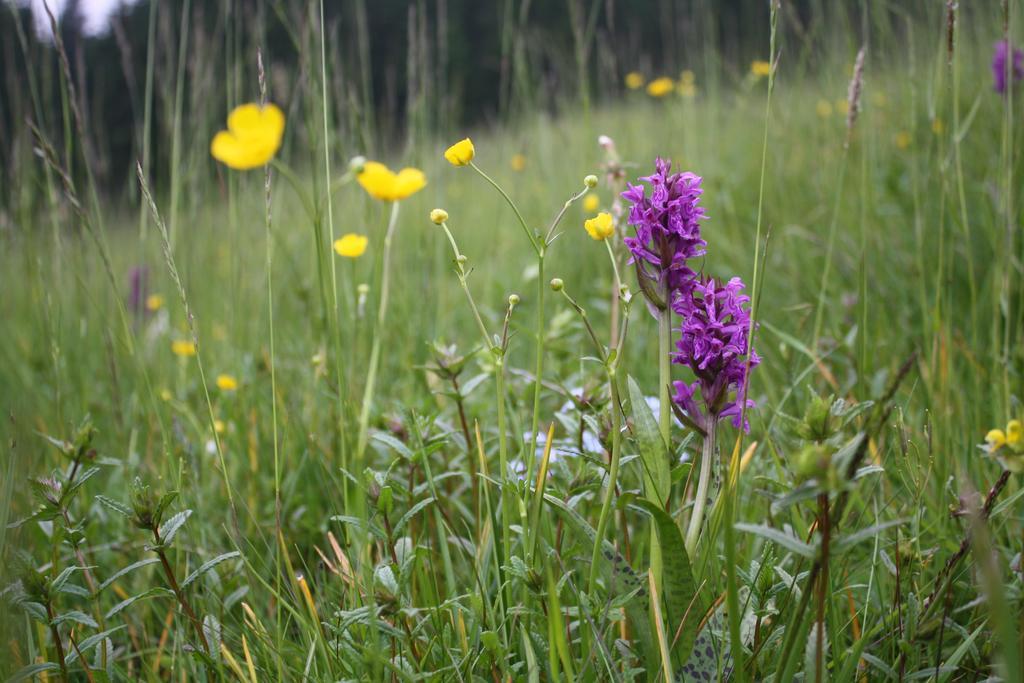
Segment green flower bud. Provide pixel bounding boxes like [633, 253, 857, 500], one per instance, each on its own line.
[550, 278, 564, 291]
[584, 174, 598, 188]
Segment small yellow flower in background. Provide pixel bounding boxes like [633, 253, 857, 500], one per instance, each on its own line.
[834, 98, 849, 115]
[1007, 420, 1022, 446]
[357, 161, 427, 202]
[625, 71, 645, 90]
[444, 138, 475, 166]
[986, 429, 1007, 451]
[171, 340, 196, 357]
[680, 70, 696, 85]
[216, 374, 239, 391]
[430, 208, 449, 224]
[583, 194, 600, 213]
[750, 60, 771, 77]
[646, 77, 675, 98]
[895, 131, 911, 150]
[931, 118, 945, 135]
[510, 153, 527, 172]
[334, 234, 368, 258]
[816, 99, 833, 118]
[146, 294, 164, 312]
[584, 212, 615, 241]
[678, 81, 697, 98]
[160, 388, 172, 401]
[210, 103, 285, 170]
[214, 419, 226, 434]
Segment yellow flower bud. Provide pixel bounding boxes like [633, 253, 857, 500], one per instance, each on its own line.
[986, 429, 1007, 452]
[508, 294, 520, 306]
[584, 212, 615, 241]
[583, 194, 600, 213]
[1007, 420, 1022, 446]
[333, 234, 368, 258]
[510, 154, 527, 172]
[216, 374, 239, 391]
[146, 294, 164, 311]
[624, 71, 645, 90]
[430, 208, 449, 224]
[550, 278, 564, 292]
[750, 60, 771, 77]
[646, 77, 675, 98]
[444, 138, 475, 166]
[584, 174, 598, 189]
[171, 340, 197, 357]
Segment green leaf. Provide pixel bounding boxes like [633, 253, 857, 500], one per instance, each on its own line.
[631, 499, 703, 665]
[96, 558, 161, 594]
[371, 433, 416, 460]
[63, 626, 127, 665]
[734, 523, 816, 558]
[158, 510, 192, 547]
[105, 587, 174, 619]
[95, 495, 131, 518]
[7, 662, 59, 682]
[181, 551, 241, 589]
[51, 609, 98, 629]
[627, 376, 670, 506]
[154, 491, 179, 529]
[833, 518, 908, 553]
[393, 497, 435, 534]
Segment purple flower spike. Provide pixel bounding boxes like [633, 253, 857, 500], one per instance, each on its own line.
[993, 40, 1024, 94]
[671, 276, 759, 431]
[621, 158, 707, 303]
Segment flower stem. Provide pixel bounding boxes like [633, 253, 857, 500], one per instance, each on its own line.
[153, 529, 209, 653]
[355, 202, 400, 466]
[588, 365, 622, 595]
[685, 418, 716, 556]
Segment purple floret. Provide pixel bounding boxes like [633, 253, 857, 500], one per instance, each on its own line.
[671, 276, 759, 431]
[621, 158, 707, 298]
[993, 40, 1024, 94]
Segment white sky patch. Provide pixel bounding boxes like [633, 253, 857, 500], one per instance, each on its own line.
[23, 0, 139, 36]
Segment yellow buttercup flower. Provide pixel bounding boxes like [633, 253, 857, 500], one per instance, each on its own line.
[816, 99, 833, 118]
[583, 194, 600, 214]
[334, 234, 369, 258]
[146, 294, 164, 312]
[216, 374, 238, 391]
[1007, 420, 1022, 446]
[986, 429, 1007, 451]
[210, 103, 285, 170]
[646, 77, 675, 98]
[430, 209, 449, 224]
[895, 131, 911, 150]
[751, 60, 771, 77]
[584, 212, 615, 241]
[510, 153, 527, 172]
[357, 161, 427, 202]
[625, 71, 645, 90]
[171, 340, 196, 357]
[444, 138, 475, 166]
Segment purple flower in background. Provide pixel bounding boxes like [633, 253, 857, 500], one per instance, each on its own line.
[621, 158, 706, 305]
[671, 276, 759, 431]
[128, 266, 149, 317]
[993, 40, 1024, 94]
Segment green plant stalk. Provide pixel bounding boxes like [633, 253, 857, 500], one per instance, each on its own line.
[722, 444, 745, 683]
[588, 365, 622, 595]
[152, 527, 209, 653]
[45, 601, 69, 682]
[319, 0, 350, 488]
[684, 419, 715, 556]
[167, 0, 191, 251]
[356, 202, 401, 467]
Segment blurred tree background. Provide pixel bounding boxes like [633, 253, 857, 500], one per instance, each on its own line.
[0, 0, 916, 211]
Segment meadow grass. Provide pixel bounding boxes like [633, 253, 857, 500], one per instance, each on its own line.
[1, 2, 1023, 681]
